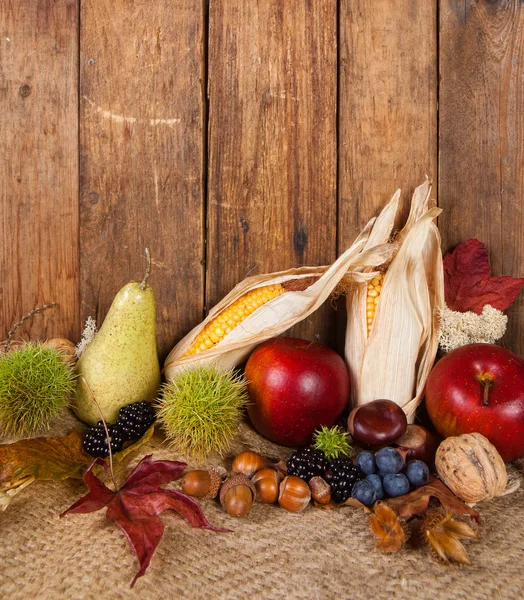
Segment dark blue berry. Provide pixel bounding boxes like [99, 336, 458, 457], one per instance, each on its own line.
[356, 451, 376, 475]
[383, 473, 410, 497]
[405, 460, 429, 488]
[375, 447, 404, 474]
[351, 479, 377, 507]
[365, 473, 384, 500]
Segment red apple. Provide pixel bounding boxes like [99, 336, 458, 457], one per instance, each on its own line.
[425, 343, 524, 462]
[245, 337, 350, 446]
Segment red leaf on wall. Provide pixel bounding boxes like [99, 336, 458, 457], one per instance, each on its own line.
[61, 455, 229, 587]
[443, 239, 524, 314]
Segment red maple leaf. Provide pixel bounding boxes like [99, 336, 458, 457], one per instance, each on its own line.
[443, 239, 524, 314]
[61, 455, 229, 587]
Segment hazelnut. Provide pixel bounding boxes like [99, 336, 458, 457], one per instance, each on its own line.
[309, 476, 331, 505]
[278, 475, 311, 513]
[43, 338, 77, 364]
[231, 451, 267, 477]
[181, 467, 226, 499]
[220, 473, 256, 518]
[252, 468, 283, 504]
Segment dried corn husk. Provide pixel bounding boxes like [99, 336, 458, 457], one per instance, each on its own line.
[164, 237, 396, 381]
[345, 178, 444, 422]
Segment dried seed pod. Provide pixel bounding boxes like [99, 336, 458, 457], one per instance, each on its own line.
[422, 509, 477, 565]
[231, 451, 267, 478]
[278, 475, 311, 513]
[181, 467, 227, 499]
[309, 476, 331, 505]
[435, 433, 507, 503]
[43, 338, 77, 364]
[252, 468, 283, 504]
[220, 473, 256, 518]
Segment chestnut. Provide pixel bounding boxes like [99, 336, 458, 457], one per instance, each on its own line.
[348, 399, 407, 448]
[394, 424, 438, 469]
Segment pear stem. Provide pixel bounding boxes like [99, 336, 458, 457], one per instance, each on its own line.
[80, 376, 118, 490]
[139, 247, 152, 290]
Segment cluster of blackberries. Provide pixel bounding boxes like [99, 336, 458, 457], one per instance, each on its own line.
[287, 448, 364, 503]
[83, 401, 156, 458]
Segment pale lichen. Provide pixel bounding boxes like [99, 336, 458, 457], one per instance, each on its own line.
[75, 317, 98, 358]
[438, 304, 507, 353]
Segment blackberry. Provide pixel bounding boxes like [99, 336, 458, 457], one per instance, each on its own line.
[324, 458, 364, 503]
[83, 422, 126, 458]
[117, 401, 156, 442]
[286, 447, 330, 482]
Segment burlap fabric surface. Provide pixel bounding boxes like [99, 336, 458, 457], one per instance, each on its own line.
[1, 413, 523, 600]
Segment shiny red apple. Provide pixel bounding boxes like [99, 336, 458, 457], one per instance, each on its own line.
[425, 343, 524, 462]
[245, 337, 350, 446]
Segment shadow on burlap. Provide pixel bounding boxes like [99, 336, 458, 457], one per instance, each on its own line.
[0, 411, 523, 600]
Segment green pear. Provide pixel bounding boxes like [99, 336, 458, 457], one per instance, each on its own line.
[74, 248, 161, 425]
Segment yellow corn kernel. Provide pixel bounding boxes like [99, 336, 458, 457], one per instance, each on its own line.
[366, 272, 385, 334]
[182, 284, 285, 357]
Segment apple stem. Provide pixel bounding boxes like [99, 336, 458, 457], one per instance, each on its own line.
[480, 377, 493, 406]
[139, 247, 152, 290]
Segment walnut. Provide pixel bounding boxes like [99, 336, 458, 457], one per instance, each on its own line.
[435, 433, 507, 503]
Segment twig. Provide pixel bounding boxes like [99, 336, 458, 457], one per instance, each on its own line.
[80, 376, 118, 490]
[3, 302, 57, 352]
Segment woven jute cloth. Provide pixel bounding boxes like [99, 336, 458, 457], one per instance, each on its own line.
[0, 412, 523, 600]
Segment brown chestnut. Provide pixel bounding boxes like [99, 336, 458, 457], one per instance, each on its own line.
[394, 424, 437, 469]
[348, 399, 407, 448]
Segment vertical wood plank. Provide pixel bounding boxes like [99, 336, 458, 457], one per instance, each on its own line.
[439, 0, 524, 353]
[207, 0, 338, 344]
[0, 1, 79, 341]
[80, 0, 204, 358]
[338, 1, 438, 248]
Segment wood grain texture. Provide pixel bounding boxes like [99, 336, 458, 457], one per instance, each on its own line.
[338, 0, 438, 249]
[80, 0, 204, 358]
[439, 0, 524, 353]
[0, 1, 79, 342]
[207, 0, 338, 344]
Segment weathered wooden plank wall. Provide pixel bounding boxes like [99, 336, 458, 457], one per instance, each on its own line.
[207, 0, 338, 345]
[0, 0, 79, 342]
[439, 0, 524, 352]
[1, 0, 523, 357]
[79, 0, 205, 358]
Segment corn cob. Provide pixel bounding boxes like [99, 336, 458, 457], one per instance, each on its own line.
[366, 272, 384, 334]
[183, 284, 285, 357]
[345, 178, 444, 423]
[164, 239, 396, 381]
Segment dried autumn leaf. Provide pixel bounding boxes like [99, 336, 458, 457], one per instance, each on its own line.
[368, 501, 407, 553]
[61, 455, 229, 587]
[444, 239, 524, 314]
[0, 426, 153, 511]
[386, 477, 480, 522]
[422, 510, 477, 565]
